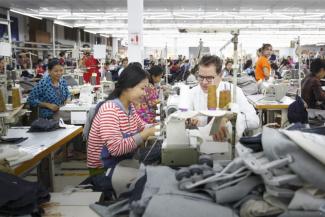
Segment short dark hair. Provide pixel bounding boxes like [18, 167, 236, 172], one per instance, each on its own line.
[198, 55, 223, 75]
[48, 58, 61, 70]
[310, 58, 325, 76]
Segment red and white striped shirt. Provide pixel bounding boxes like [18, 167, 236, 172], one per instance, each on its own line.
[87, 100, 146, 168]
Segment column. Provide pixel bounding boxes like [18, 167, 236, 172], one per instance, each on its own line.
[52, 22, 56, 57]
[112, 37, 118, 58]
[127, 0, 143, 64]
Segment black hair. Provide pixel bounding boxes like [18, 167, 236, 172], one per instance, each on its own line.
[243, 59, 253, 70]
[148, 65, 163, 84]
[225, 59, 233, 66]
[310, 58, 325, 76]
[128, 62, 142, 69]
[59, 51, 65, 57]
[198, 55, 223, 75]
[107, 63, 148, 100]
[122, 58, 128, 64]
[48, 58, 61, 70]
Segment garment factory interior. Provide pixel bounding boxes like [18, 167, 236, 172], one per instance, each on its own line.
[0, 0, 325, 216]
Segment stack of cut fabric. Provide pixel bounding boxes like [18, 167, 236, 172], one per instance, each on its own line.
[89, 125, 325, 217]
[0, 146, 33, 166]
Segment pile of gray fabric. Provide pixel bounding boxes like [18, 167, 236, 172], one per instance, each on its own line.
[90, 126, 325, 217]
[236, 76, 258, 96]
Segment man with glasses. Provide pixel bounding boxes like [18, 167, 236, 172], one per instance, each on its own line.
[183, 55, 259, 141]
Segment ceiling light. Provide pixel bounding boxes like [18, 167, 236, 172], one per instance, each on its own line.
[54, 20, 74, 28]
[10, 8, 42, 20]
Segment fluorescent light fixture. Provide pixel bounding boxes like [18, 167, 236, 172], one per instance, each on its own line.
[10, 9, 42, 20]
[84, 30, 97, 34]
[54, 20, 74, 28]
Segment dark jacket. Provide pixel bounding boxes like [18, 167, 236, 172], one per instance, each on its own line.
[301, 75, 325, 109]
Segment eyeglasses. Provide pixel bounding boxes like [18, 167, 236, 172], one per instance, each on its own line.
[198, 75, 215, 82]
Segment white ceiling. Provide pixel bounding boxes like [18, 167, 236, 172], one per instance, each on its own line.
[2, 0, 325, 48]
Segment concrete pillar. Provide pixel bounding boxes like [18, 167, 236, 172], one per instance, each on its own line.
[112, 37, 119, 58]
[52, 22, 56, 57]
[127, 0, 143, 64]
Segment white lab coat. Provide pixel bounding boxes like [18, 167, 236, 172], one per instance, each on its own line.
[181, 81, 259, 137]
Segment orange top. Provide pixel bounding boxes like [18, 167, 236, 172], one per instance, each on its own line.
[255, 56, 271, 81]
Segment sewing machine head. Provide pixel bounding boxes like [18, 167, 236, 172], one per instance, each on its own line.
[162, 110, 236, 166]
[101, 80, 115, 97]
[261, 82, 288, 102]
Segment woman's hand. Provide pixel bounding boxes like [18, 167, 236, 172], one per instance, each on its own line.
[140, 127, 156, 141]
[45, 103, 60, 112]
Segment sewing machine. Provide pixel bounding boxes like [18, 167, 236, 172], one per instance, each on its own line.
[161, 110, 237, 166]
[164, 82, 191, 117]
[260, 82, 288, 102]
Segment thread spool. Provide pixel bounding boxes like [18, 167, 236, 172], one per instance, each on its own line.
[12, 87, 21, 109]
[219, 90, 231, 109]
[207, 85, 217, 110]
[0, 89, 6, 112]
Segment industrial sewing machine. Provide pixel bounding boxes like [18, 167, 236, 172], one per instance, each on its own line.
[161, 110, 237, 166]
[0, 73, 28, 136]
[260, 82, 288, 102]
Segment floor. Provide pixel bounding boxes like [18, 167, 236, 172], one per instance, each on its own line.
[25, 158, 88, 192]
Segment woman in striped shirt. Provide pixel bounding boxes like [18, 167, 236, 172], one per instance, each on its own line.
[87, 63, 156, 176]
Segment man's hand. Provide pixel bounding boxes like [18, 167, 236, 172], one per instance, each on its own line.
[212, 117, 229, 142]
[212, 126, 229, 141]
[186, 118, 199, 128]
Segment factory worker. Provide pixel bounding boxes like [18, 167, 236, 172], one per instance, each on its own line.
[182, 55, 259, 140]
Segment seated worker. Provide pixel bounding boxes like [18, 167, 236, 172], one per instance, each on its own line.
[222, 59, 233, 77]
[87, 64, 156, 176]
[135, 65, 163, 124]
[183, 55, 259, 140]
[255, 44, 272, 82]
[27, 58, 70, 119]
[301, 58, 325, 109]
[118, 58, 129, 77]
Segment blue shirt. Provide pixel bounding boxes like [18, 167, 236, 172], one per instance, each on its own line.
[27, 75, 70, 119]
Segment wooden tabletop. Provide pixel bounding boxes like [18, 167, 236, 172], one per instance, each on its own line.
[246, 94, 295, 110]
[0, 126, 83, 175]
